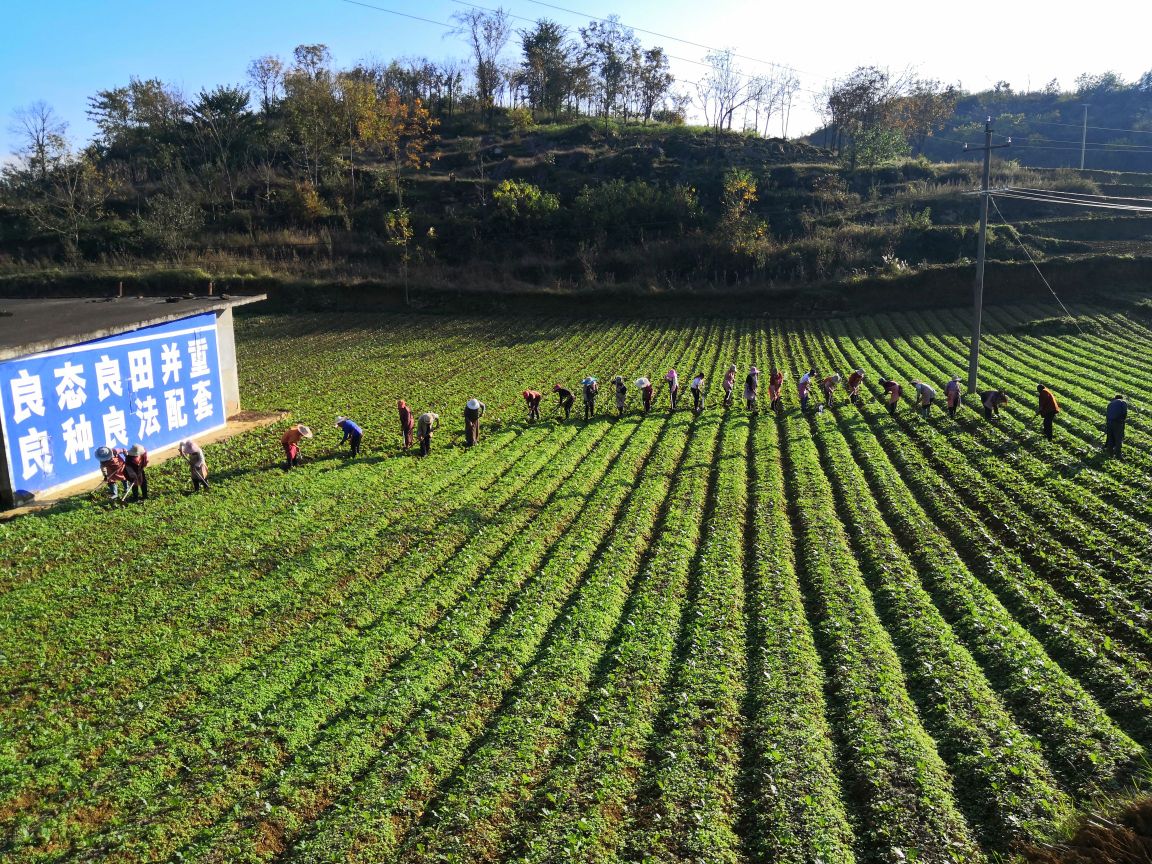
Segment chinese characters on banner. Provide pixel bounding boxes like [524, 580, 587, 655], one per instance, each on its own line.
[0, 313, 226, 494]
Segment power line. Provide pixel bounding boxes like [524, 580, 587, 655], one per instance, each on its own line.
[337, 0, 454, 30]
[989, 195, 1084, 333]
[1007, 185, 1152, 204]
[1028, 118, 1152, 137]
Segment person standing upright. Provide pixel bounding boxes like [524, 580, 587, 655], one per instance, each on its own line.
[1037, 384, 1061, 440]
[1105, 393, 1128, 457]
[944, 376, 962, 418]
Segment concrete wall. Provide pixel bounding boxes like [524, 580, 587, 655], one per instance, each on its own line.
[215, 307, 242, 416]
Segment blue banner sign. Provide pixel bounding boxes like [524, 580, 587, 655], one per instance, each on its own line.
[0, 312, 225, 496]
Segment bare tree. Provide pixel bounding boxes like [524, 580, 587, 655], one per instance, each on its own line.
[9, 101, 68, 183]
[450, 7, 512, 120]
[247, 55, 284, 111]
[694, 50, 763, 130]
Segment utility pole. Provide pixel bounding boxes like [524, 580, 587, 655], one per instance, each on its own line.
[1080, 104, 1089, 169]
[964, 118, 1011, 394]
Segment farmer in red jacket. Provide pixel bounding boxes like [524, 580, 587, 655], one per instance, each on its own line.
[1037, 384, 1061, 440]
[123, 443, 149, 501]
[847, 369, 865, 404]
[95, 446, 128, 503]
[281, 423, 313, 470]
[397, 399, 414, 450]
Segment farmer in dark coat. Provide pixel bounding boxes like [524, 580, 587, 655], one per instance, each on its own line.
[463, 399, 486, 447]
[417, 411, 439, 456]
[612, 376, 628, 416]
[123, 443, 149, 501]
[980, 389, 1009, 420]
[1105, 394, 1128, 457]
[554, 384, 575, 420]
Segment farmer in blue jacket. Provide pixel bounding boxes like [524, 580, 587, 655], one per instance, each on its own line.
[335, 416, 364, 457]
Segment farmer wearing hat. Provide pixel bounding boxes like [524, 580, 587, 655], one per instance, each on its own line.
[179, 439, 209, 492]
[95, 446, 128, 503]
[612, 376, 628, 416]
[798, 369, 815, 412]
[663, 369, 679, 409]
[417, 411, 439, 456]
[847, 369, 865, 404]
[463, 398, 486, 446]
[821, 373, 841, 407]
[745, 367, 761, 412]
[911, 380, 936, 417]
[722, 364, 737, 408]
[398, 399, 415, 450]
[944, 376, 962, 418]
[335, 416, 363, 457]
[123, 443, 150, 501]
[636, 376, 654, 413]
[581, 377, 599, 421]
[522, 389, 543, 421]
[553, 384, 575, 420]
[880, 378, 902, 415]
[1037, 384, 1060, 440]
[281, 423, 313, 470]
[769, 368, 785, 412]
[690, 371, 706, 413]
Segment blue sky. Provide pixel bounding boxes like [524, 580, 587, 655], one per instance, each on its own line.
[3, 0, 1149, 157]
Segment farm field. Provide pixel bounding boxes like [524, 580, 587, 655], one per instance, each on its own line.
[2, 304, 1151, 863]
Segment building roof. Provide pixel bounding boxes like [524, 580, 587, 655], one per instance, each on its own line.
[0, 295, 266, 361]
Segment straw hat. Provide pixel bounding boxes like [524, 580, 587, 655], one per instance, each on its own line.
[95, 446, 113, 462]
[128, 443, 146, 457]
[298, 425, 314, 439]
[466, 398, 480, 410]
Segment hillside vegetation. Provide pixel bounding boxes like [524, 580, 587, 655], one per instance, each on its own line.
[2, 35, 1150, 305]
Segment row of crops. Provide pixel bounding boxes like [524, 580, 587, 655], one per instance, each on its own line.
[1, 304, 1150, 863]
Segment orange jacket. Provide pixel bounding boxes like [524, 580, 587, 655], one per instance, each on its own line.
[281, 427, 306, 447]
[1038, 388, 1060, 416]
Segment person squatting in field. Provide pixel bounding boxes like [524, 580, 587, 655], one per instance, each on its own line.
[95, 446, 128, 503]
[417, 411, 439, 456]
[980, 389, 1009, 420]
[1105, 394, 1127, 457]
[745, 367, 760, 412]
[123, 443, 149, 501]
[690, 371, 705, 413]
[798, 369, 815, 412]
[581, 377, 599, 420]
[554, 384, 575, 420]
[523, 389, 542, 421]
[945, 376, 962, 418]
[335, 416, 363, 457]
[911, 380, 936, 417]
[464, 398, 486, 446]
[822, 373, 841, 407]
[398, 399, 415, 450]
[636, 376, 654, 413]
[847, 369, 865, 404]
[880, 377, 903, 415]
[281, 423, 313, 470]
[722, 364, 737, 407]
[179, 439, 209, 492]
[1037, 384, 1061, 440]
[612, 376, 627, 416]
[664, 368, 679, 409]
[769, 368, 784, 412]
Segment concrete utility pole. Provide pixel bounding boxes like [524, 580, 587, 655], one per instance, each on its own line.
[1080, 104, 1089, 169]
[964, 118, 1011, 394]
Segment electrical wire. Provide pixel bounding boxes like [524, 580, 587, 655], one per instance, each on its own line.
[990, 189, 1152, 213]
[1028, 118, 1152, 137]
[1005, 186, 1152, 204]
